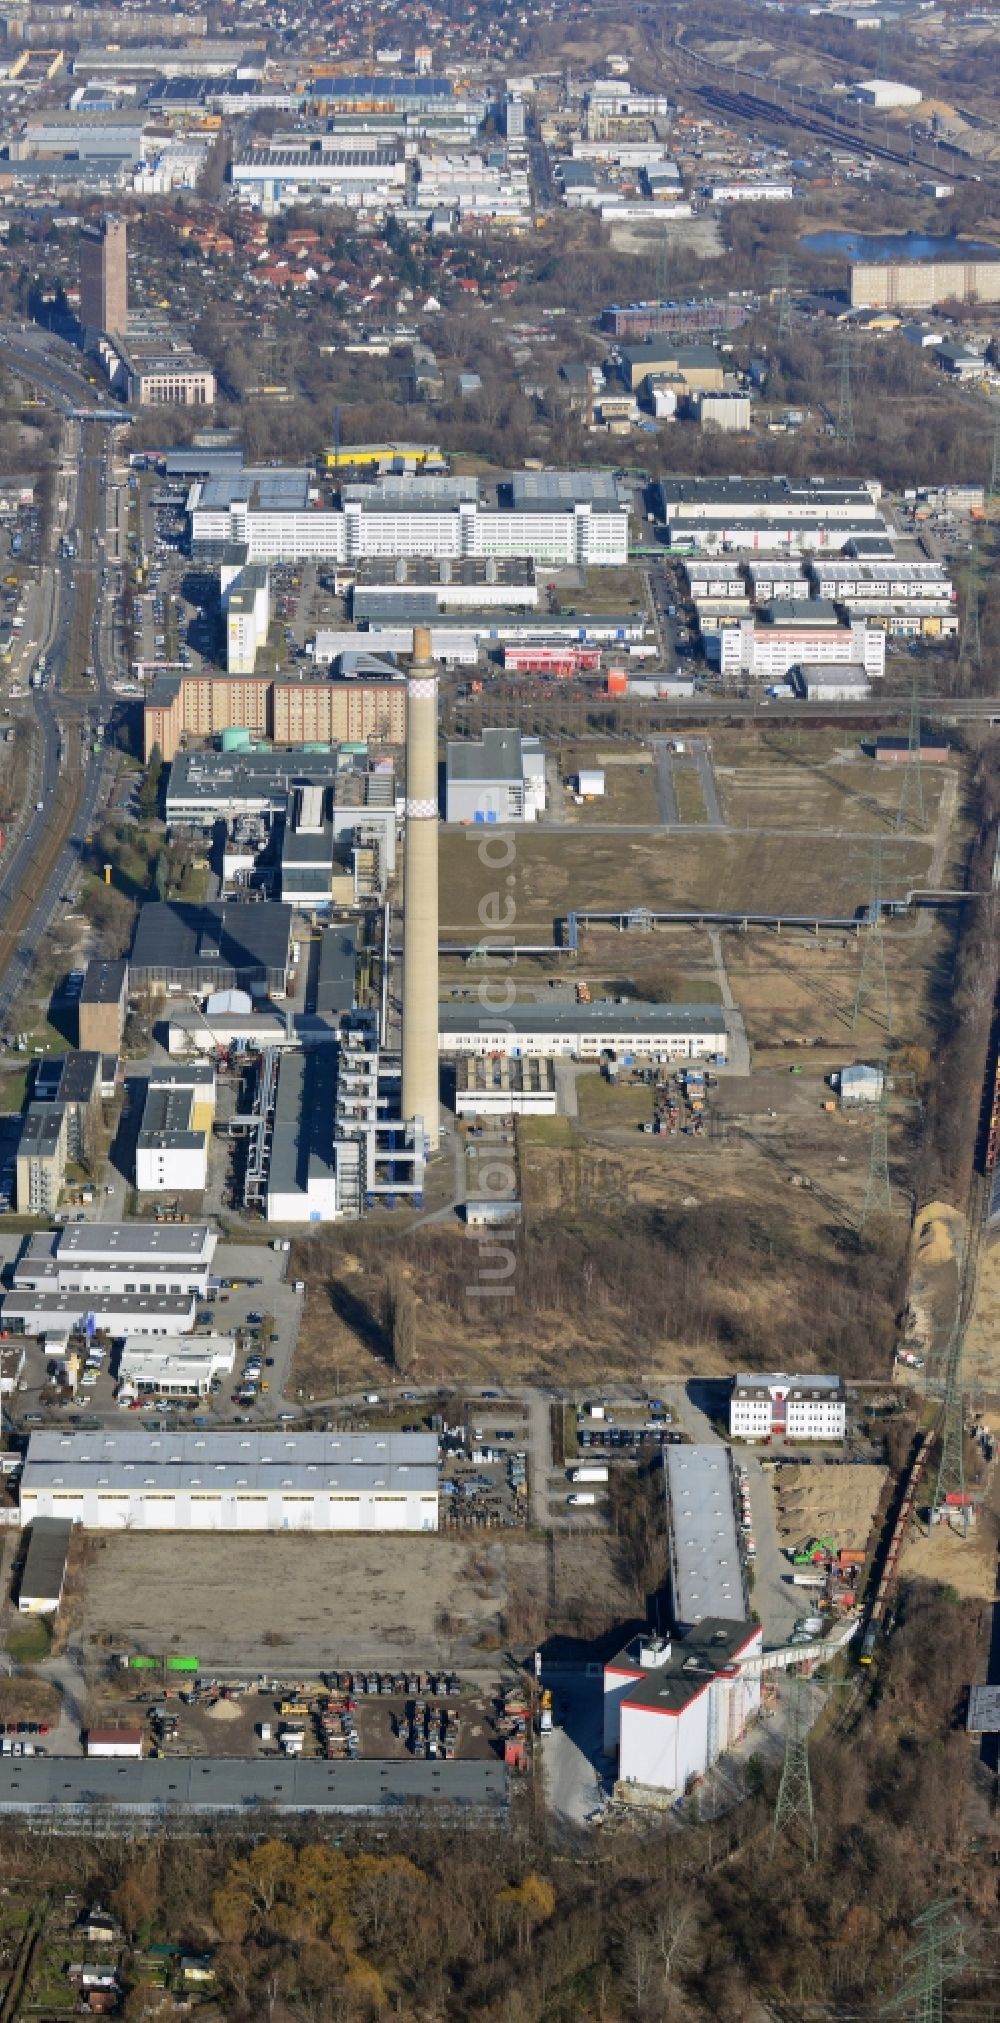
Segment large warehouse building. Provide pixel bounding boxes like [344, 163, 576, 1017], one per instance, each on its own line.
[438, 1002, 729, 1062]
[19, 1429, 439, 1532]
[665, 1444, 745, 1629]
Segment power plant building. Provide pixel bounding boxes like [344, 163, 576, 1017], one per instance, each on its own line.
[603, 1620, 763, 1796]
[445, 729, 546, 823]
[129, 901, 292, 997]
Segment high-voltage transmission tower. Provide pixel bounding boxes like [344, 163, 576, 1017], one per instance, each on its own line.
[834, 329, 855, 446]
[656, 233, 670, 302]
[931, 1313, 968, 1531]
[772, 254, 791, 335]
[771, 1670, 817, 1860]
[958, 554, 983, 678]
[853, 840, 891, 1032]
[883, 1898, 965, 2023]
[930, 1202, 983, 1533]
[990, 409, 1000, 506]
[896, 667, 927, 833]
[860, 1058, 892, 1234]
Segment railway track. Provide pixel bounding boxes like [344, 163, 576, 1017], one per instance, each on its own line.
[690, 75, 997, 186]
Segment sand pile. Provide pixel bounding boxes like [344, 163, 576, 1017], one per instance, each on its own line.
[204, 1698, 243, 1721]
[914, 1202, 960, 1269]
[774, 1463, 886, 1556]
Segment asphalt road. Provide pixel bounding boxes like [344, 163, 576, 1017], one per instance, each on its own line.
[0, 328, 120, 1025]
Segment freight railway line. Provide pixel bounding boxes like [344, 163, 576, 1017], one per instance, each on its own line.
[692, 79, 994, 183]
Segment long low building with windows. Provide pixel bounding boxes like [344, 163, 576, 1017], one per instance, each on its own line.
[438, 1002, 729, 1062]
[19, 1429, 439, 1532]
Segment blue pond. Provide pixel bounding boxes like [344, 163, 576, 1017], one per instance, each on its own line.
[801, 230, 1000, 261]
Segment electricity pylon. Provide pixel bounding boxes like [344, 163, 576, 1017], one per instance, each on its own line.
[656, 233, 670, 303]
[958, 555, 982, 677]
[853, 841, 891, 1032]
[931, 1315, 967, 1532]
[896, 667, 926, 832]
[772, 254, 791, 335]
[860, 1058, 892, 1233]
[772, 1669, 817, 1860]
[930, 1201, 983, 1531]
[834, 328, 855, 446]
[883, 1898, 965, 2023]
[990, 410, 1000, 506]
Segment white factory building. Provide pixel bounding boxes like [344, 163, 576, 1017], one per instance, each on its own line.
[445, 729, 546, 824]
[715, 618, 885, 683]
[657, 476, 892, 557]
[19, 1430, 439, 1532]
[729, 1373, 847, 1444]
[0, 1224, 216, 1340]
[603, 1620, 763, 1796]
[438, 1003, 728, 1062]
[189, 472, 629, 569]
[135, 1063, 216, 1195]
[117, 1334, 237, 1400]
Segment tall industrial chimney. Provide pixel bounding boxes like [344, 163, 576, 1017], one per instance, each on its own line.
[401, 624, 440, 1153]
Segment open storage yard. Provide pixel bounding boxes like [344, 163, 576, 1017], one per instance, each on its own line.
[77, 1531, 637, 1671]
[772, 1461, 887, 1557]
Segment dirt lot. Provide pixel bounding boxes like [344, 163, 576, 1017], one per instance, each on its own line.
[439, 826, 939, 933]
[709, 731, 959, 837]
[773, 1462, 888, 1557]
[78, 1531, 636, 1672]
[901, 1512, 1000, 1600]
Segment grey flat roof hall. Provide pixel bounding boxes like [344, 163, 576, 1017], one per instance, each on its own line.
[665, 1443, 745, 1630]
[19, 1518, 72, 1608]
[0, 1757, 505, 1819]
[57, 1223, 213, 1261]
[27, 1429, 438, 1467]
[196, 468, 311, 513]
[268, 1049, 338, 1196]
[130, 902, 292, 987]
[510, 469, 623, 506]
[447, 729, 526, 786]
[438, 1002, 727, 1037]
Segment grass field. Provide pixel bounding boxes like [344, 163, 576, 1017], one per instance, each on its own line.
[672, 764, 708, 824]
[556, 754, 660, 826]
[576, 1072, 652, 1129]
